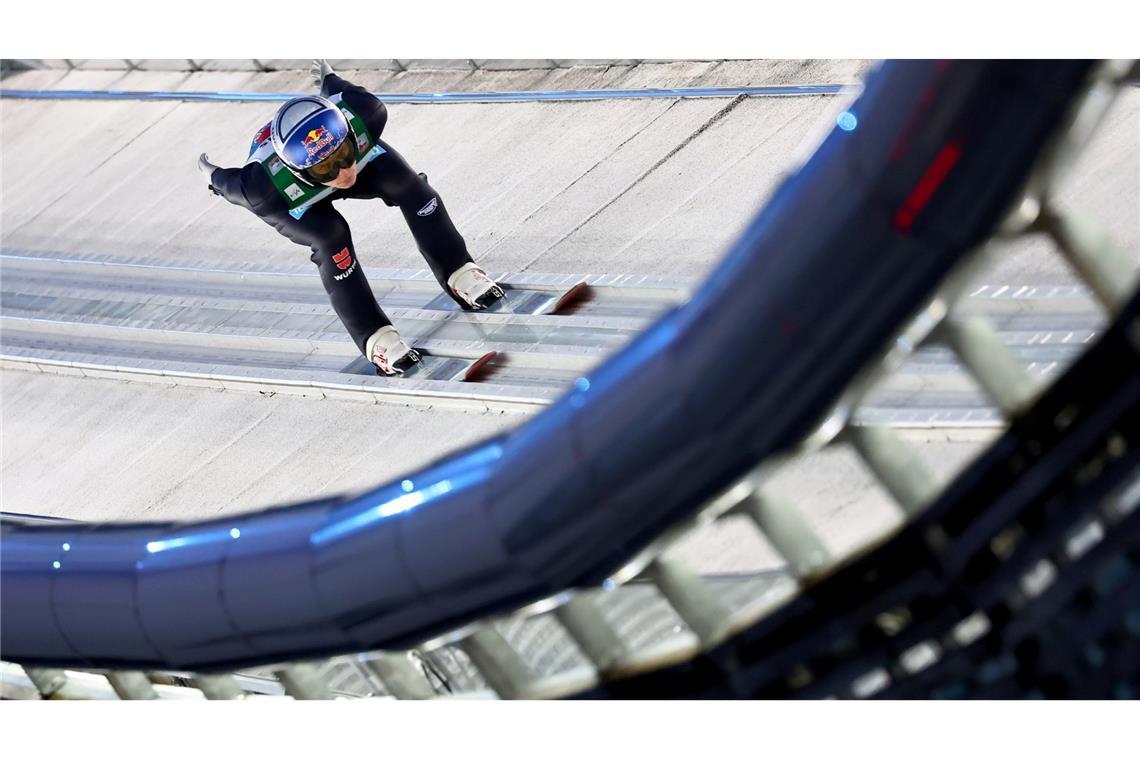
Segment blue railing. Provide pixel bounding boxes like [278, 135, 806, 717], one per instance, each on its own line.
[0, 61, 1096, 672]
[0, 84, 848, 104]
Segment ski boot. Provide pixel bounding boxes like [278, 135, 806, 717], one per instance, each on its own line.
[366, 325, 421, 376]
[447, 263, 505, 311]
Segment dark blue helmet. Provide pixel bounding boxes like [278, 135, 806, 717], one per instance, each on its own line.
[270, 95, 350, 176]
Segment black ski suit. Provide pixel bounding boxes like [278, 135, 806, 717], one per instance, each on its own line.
[206, 73, 474, 355]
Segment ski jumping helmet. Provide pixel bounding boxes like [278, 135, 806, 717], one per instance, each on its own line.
[270, 95, 355, 185]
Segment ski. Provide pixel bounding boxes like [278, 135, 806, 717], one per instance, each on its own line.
[341, 349, 497, 382]
[425, 281, 588, 316]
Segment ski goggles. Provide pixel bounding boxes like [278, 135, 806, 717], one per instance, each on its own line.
[303, 136, 358, 184]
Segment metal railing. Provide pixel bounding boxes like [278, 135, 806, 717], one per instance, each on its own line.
[3, 59, 680, 73]
[2, 59, 1136, 699]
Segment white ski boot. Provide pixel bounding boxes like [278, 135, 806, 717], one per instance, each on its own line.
[447, 263, 505, 310]
[366, 325, 421, 376]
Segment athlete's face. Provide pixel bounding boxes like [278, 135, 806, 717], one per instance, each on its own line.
[322, 162, 358, 189]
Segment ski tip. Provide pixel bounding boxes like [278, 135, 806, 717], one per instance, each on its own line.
[552, 281, 589, 314]
[463, 350, 498, 382]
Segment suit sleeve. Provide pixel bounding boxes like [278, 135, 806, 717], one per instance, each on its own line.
[320, 73, 389, 140]
[208, 164, 289, 218]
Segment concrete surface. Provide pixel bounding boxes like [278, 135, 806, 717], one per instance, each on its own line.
[0, 60, 874, 282]
[0, 369, 520, 522]
[2, 60, 1137, 575]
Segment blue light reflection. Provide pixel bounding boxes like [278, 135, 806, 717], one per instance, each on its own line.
[146, 527, 241, 554]
[310, 444, 503, 545]
[837, 111, 858, 132]
[308, 484, 443, 545]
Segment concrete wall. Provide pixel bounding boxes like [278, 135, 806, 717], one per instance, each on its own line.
[1, 61, 870, 282]
[4, 61, 1132, 286]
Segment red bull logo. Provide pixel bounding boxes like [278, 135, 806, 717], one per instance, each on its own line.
[302, 126, 335, 157]
[302, 127, 327, 146]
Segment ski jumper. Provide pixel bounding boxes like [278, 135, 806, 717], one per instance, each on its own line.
[206, 73, 475, 355]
